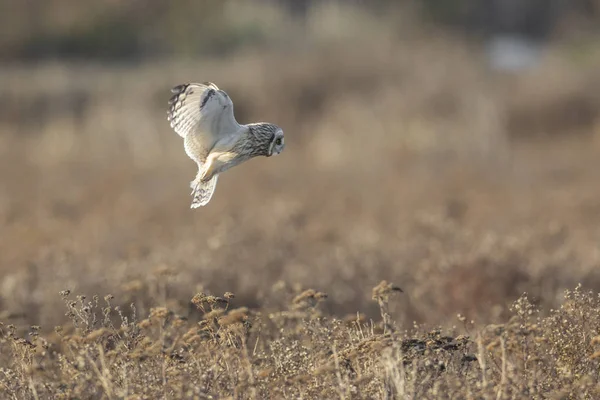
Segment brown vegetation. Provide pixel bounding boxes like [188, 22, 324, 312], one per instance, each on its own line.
[3, 285, 600, 398]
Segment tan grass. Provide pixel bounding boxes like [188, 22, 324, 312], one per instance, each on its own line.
[2, 285, 600, 398]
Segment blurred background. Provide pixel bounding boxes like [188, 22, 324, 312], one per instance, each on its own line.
[1, 0, 600, 330]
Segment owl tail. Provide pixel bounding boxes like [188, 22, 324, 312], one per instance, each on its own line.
[190, 175, 219, 208]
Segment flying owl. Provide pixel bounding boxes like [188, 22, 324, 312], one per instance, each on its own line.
[167, 82, 285, 208]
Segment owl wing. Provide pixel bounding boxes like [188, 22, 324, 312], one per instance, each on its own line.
[167, 82, 240, 149]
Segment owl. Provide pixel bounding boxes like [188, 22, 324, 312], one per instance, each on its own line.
[167, 82, 285, 208]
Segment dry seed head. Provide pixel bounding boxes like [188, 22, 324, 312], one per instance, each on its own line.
[314, 291, 328, 300]
[201, 295, 218, 305]
[172, 316, 187, 328]
[207, 296, 228, 306]
[198, 320, 210, 328]
[147, 341, 162, 355]
[224, 292, 235, 300]
[182, 328, 201, 344]
[182, 327, 198, 338]
[293, 289, 316, 304]
[292, 289, 328, 306]
[137, 319, 152, 329]
[203, 309, 225, 320]
[372, 280, 403, 300]
[218, 308, 249, 326]
[149, 307, 170, 320]
[455, 335, 469, 342]
[138, 337, 153, 348]
[59, 290, 71, 297]
[225, 306, 248, 317]
[39, 338, 50, 350]
[13, 337, 36, 348]
[271, 280, 286, 292]
[191, 293, 206, 307]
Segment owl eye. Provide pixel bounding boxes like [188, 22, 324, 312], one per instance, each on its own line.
[275, 138, 282, 146]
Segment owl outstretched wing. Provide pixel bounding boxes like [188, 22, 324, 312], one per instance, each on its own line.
[167, 82, 240, 148]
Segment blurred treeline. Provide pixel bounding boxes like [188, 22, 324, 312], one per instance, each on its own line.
[2, 0, 599, 62]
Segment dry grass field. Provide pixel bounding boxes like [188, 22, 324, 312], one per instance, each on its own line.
[2, 3, 600, 398]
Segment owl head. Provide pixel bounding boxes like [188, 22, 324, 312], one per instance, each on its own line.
[268, 127, 285, 156]
[249, 123, 285, 157]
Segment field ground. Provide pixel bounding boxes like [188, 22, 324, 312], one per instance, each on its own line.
[2, 35, 600, 398]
